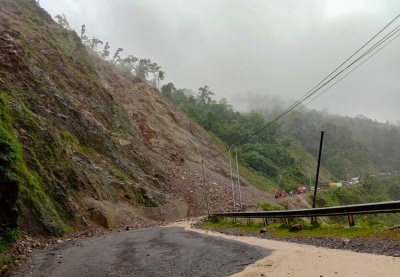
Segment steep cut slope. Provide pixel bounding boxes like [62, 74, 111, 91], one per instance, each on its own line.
[0, 0, 271, 237]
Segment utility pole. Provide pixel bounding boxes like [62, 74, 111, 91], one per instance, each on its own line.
[250, 180, 255, 203]
[235, 147, 242, 209]
[201, 160, 210, 217]
[276, 175, 282, 190]
[228, 148, 235, 211]
[312, 131, 325, 224]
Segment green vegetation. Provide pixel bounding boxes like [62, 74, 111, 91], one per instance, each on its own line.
[115, 171, 131, 182]
[0, 1, 398, 254]
[159, 83, 334, 192]
[309, 174, 400, 224]
[258, 202, 283, 211]
[76, 21, 165, 86]
[132, 188, 160, 207]
[160, 80, 400, 215]
[202, 217, 392, 239]
[0, 87, 72, 240]
[0, 228, 20, 254]
[0, 92, 20, 237]
[0, 126, 19, 191]
[282, 111, 400, 179]
[56, 9, 400, 192]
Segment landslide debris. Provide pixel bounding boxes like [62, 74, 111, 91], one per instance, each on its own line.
[0, 0, 271, 242]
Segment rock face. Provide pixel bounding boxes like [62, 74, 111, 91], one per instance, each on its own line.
[0, 0, 270, 235]
[89, 210, 109, 229]
[143, 199, 189, 222]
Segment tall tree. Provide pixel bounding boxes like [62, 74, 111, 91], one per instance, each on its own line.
[134, 59, 149, 81]
[161, 82, 176, 99]
[156, 70, 165, 90]
[198, 85, 214, 105]
[101, 42, 110, 59]
[112, 48, 123, 62]
[54, 14, 71, 30]
[80, 24, 88, 44]
[87, 37, 103, 51]
[116, 55, 138, 71]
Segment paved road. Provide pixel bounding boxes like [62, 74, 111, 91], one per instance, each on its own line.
[17, 226, 271, 277]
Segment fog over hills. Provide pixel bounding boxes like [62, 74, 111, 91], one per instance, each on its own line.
[40, 0, 400, 123]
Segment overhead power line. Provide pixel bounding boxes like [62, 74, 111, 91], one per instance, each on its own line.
[203, 13, 400, 161]
[245, 13, 400, 141]
[280, 30, 400, 124]
[281, 13, 400, 116]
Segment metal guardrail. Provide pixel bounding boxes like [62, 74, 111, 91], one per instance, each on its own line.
[213, 201, 400, 219]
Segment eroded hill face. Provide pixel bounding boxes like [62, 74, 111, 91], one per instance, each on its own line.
[0, 0, 270, 236]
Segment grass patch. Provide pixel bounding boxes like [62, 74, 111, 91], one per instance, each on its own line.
[258, 202, 283, 211]
[203, 217, 266, 232]
[202, 217, 393, 239]
[0, 228, 19, 254]
[132, 188, 160, 207]
[115, 171, 131, 182]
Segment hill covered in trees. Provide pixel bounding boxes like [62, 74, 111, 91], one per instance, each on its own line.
[160, 82, 400, 193]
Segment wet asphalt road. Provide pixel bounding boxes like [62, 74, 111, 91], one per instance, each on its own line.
[18, 226, 272, 277]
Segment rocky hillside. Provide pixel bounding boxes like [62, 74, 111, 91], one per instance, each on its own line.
[0, 0, 273, 237]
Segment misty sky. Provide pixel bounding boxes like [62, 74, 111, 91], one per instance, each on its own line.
[40, 0, 399, 123]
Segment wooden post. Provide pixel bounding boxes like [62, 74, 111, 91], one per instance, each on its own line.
[348, 214, 355, 226]
[201, 160, 210, 217]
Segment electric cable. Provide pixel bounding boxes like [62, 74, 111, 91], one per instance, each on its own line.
[280, 31, 400, 124]
[203, 14, 400, 161]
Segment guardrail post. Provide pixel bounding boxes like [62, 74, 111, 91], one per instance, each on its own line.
[311, 216, 317, 225]
[263, 218, 268, 226]
[234, 217, 237, 223]
[348, 214, 355, 226]
[286, 218, 290, 224]
[247, 218, 250, 225]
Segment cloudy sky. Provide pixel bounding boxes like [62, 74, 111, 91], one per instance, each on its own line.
[40, 0, 399, 123]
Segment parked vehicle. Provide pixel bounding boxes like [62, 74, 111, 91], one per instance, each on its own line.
[321, 184, 331, 189]
[273, 189, 287, 198]
[297, 186, 307, 193]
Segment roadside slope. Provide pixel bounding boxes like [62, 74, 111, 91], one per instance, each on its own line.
[0, 0, 271, 240]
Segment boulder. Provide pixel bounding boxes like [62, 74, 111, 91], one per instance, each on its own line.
[289, 224, 302, 232]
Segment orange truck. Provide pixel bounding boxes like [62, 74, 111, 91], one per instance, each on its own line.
[297, 186, 307, 193]
[273, 189, 287, 198]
